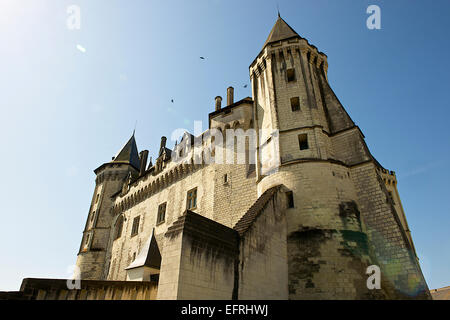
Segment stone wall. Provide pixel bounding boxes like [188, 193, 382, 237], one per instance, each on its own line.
[76, 164, 135, 280]
[107, 165, 216, 281]
[0, 278, 157, 300]
[350, 162, 431, 299]
[234, 186, 289, 299]
[256, 162, 386, 299]
[157, 211, 239, 300]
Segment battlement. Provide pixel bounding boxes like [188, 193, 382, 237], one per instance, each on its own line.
[378, 167, 396, 177]
[251, 40, 328, 77]
[377, 167, 398, 187]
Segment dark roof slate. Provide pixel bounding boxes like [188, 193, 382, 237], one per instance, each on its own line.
[233, 185, 282, 236]
[263, 16, 300, 49]
[112, 134, 140, 170]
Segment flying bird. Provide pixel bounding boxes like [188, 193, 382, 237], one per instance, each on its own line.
[200, 57, 205, 60]
[171, 99, 174, 103]
[243, 84, 248, 88]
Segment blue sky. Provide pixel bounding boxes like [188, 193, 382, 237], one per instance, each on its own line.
[0, 0, 449, 291]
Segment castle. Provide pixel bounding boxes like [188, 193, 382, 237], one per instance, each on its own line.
[3, 16, 431, 300]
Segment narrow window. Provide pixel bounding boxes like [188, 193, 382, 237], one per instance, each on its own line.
[132, 252, 136, 262]
[286, 68, 296, 82]
[150, 274, 159, 282]
[95, 194, 100, 204]
[114, 216, 124, 240]
[186, 188, 197, 210]
[223, 174, 228, 184]
[90, 210, 96, 222]
[291, 97, 300, 111]
[286, 191, 294, 208]
[85, 233, 90, 247]
[157, 203, 166, 224]
[298, 134, 309, 150]
[131, 216, 140, 236]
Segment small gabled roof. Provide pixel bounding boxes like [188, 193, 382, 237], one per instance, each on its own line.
[112, 134, 140, 170]
[125, 229, 161, 271]
[263, 15, 301, 49]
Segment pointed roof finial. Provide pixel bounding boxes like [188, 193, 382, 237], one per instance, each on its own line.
[277, 3, 280, 18]
[133, 120, 137, 136]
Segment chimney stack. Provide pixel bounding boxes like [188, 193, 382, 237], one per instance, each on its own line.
[160, 136, 167, 150]
[227, 86, 234, 106]
[139, 150, 149, 176]
[215, 96, 222, 111]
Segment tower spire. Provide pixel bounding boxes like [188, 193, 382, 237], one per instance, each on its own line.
[262, 15, 300, 49]
[111, 134, 140, 170]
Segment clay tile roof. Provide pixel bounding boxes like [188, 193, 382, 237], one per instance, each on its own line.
[233, 185, 282, 236]
[263, 16, 301, 49]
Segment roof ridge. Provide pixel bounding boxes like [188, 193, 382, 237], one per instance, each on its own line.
[233, 185, 282, 236]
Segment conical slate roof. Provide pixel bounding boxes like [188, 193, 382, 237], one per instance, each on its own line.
[112, 134, 140, 170]
[263, 15, 301, 49]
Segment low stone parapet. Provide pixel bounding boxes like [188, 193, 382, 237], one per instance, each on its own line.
[0, 278, 157, 300]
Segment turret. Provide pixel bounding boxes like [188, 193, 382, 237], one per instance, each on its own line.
[248, 15, 430, 299]
[249, 15, 349, 177]
[249, 15, 381, 299]
[76, 134, 140, 280]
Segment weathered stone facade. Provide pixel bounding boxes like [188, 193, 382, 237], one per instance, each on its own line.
[5, 15, 430, 300]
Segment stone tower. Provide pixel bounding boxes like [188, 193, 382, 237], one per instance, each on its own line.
[75, 134, 141, 280]
[250, 16, 430, 299]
